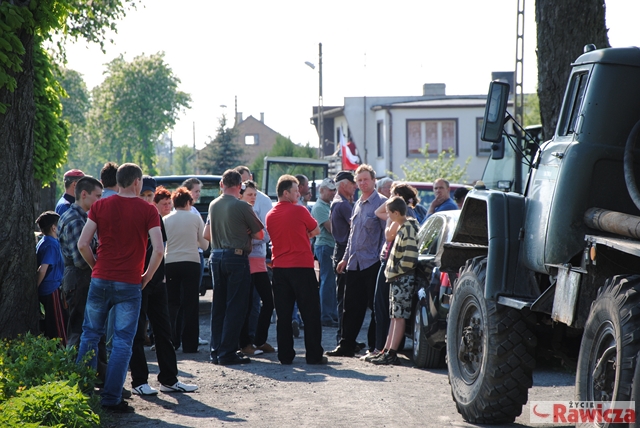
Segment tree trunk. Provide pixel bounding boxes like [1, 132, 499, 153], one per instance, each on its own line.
[535, 0, 610, 140]
[0, 30, 40, 338]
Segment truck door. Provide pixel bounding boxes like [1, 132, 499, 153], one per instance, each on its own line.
[522, 65, 592, 274]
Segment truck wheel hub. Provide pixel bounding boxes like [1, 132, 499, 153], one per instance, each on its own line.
[458, 308, 484, 381]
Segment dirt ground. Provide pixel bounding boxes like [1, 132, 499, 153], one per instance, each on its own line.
[107, 292, 575, 428]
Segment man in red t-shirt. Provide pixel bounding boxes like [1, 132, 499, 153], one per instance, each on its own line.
[76, 163, 163, 414]
[265, 174, 327, 365]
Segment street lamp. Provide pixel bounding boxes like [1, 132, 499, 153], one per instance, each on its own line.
[305, 43, 323, 158]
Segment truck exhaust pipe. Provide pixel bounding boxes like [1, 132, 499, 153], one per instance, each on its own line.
[584, 207, 640, 239]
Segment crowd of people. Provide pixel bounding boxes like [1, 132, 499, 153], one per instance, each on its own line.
[35, 160, 464, 414]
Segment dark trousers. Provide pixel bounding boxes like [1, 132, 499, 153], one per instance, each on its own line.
[129, 280, 178, 388]
[63, 266, 92, 348]
[210, 251, 251, 362]
[339, 261, 380, 352]
[374, 260, 390, 351]
[239, 271, 274, 348]
[333, 243, 347, 345]
[166, 261, 201, 353]
[272, 268, 324, 363]
[39, 289, 67, 344]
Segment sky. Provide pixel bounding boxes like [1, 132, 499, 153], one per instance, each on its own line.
[63, 0, 640, 151]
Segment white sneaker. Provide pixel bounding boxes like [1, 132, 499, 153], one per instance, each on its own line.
[132, 383, 159, 396]
[160, 380, 198, 393]
[198, 337, 209, 345]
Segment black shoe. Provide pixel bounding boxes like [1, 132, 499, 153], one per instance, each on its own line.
[218, 354, 251, 365]
[280, 360, 293, 365]
[307, 356, 328, 365]
[292, 321, 300, 338]
[325, 346, 354, 357]
[209, 353, 218, 364]
[102, 400, 134, 413]
[371, 351, 401, 366]
[354, 342, 366, 353]
[121, 387, 132, 399]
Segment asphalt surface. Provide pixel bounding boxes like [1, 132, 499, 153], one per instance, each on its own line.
[110, 291, 576, 428]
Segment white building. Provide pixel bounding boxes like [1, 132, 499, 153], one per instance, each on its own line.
[313, 83, 509, 183]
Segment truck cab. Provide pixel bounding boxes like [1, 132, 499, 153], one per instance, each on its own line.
[443, 46, 640, 424]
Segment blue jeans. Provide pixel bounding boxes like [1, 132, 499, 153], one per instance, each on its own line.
[76, 278, 141, 406]
[209, 250, 251, 362]
[315, 245, 338, 323]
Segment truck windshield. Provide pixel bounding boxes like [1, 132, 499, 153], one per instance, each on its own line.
[263, 160, 328, 201]
[481, 135, 519, 192]
[558, 71, 588, 136]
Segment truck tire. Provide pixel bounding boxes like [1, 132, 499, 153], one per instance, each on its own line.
[447, 256, 536, 424]
[630, 350, 640, 428]
[576, 275, 640, 412]
[412, 304, 445, 369]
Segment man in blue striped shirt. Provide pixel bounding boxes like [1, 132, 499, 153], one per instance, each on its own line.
[327, 164, 387, 357]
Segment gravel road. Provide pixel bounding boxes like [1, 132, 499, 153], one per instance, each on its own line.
[109, 292, 575, 428]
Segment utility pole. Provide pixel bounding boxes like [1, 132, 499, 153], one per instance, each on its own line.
[514, 0, 525, 126]
[318, 43, 324, 159]
[193, 121, 197, 174]
[513, 0, 525, 193]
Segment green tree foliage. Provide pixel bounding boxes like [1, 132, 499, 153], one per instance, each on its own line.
[198, 115, 242, 174]
[58, 68, 101, 177]
[269, 135, 317, 158]
[58, 69, 90, 126]
[398, 145, 470, 183]
[33, 37, 69, 184]
[523, 93, 542, 128]
[87, 52, 191, 175]
[173, 145, 194, 175]
[249, 135, 317, 186]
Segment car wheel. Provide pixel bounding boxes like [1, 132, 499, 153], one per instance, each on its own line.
[412, 303, 445, 368]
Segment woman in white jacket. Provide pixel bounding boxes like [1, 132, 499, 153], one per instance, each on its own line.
[164, 187, 209, 353]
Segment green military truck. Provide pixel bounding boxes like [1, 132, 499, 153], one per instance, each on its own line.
[442, 45, 640, 424]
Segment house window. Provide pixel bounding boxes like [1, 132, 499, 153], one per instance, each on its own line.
[377, 120, 384, 157]
[476, 117, 492, 156]
[244, 135, 258, 145]
[406, 119, 457, 156]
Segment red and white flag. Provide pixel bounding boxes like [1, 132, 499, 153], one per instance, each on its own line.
[340, 127, 360, 171]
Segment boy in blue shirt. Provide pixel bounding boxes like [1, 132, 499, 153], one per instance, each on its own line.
[36, 211, 67, 344]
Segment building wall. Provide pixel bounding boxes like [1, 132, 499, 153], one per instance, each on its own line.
[335, 98, 490, 183]
[234, 116, 280, 166]
[388, 106, 488, 182]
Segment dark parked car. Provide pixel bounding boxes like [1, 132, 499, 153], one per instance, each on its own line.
[406, 209, 460, 368]
[153, 175, 222, 295]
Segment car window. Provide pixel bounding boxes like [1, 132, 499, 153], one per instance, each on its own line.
[414, 188, 458, 209]
[418, 216, 444, 255]
[153, 177, 221, 220]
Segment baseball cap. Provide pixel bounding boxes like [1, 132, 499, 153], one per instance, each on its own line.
[335, 171, 355, 183]
[64, 169, 85, 178]
[142, 176, 157, 193]
[319, 177, 336, 190]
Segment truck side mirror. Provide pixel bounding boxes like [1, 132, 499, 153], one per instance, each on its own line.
[491, 138, 505, 160]
[481, 81, 510, 143]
